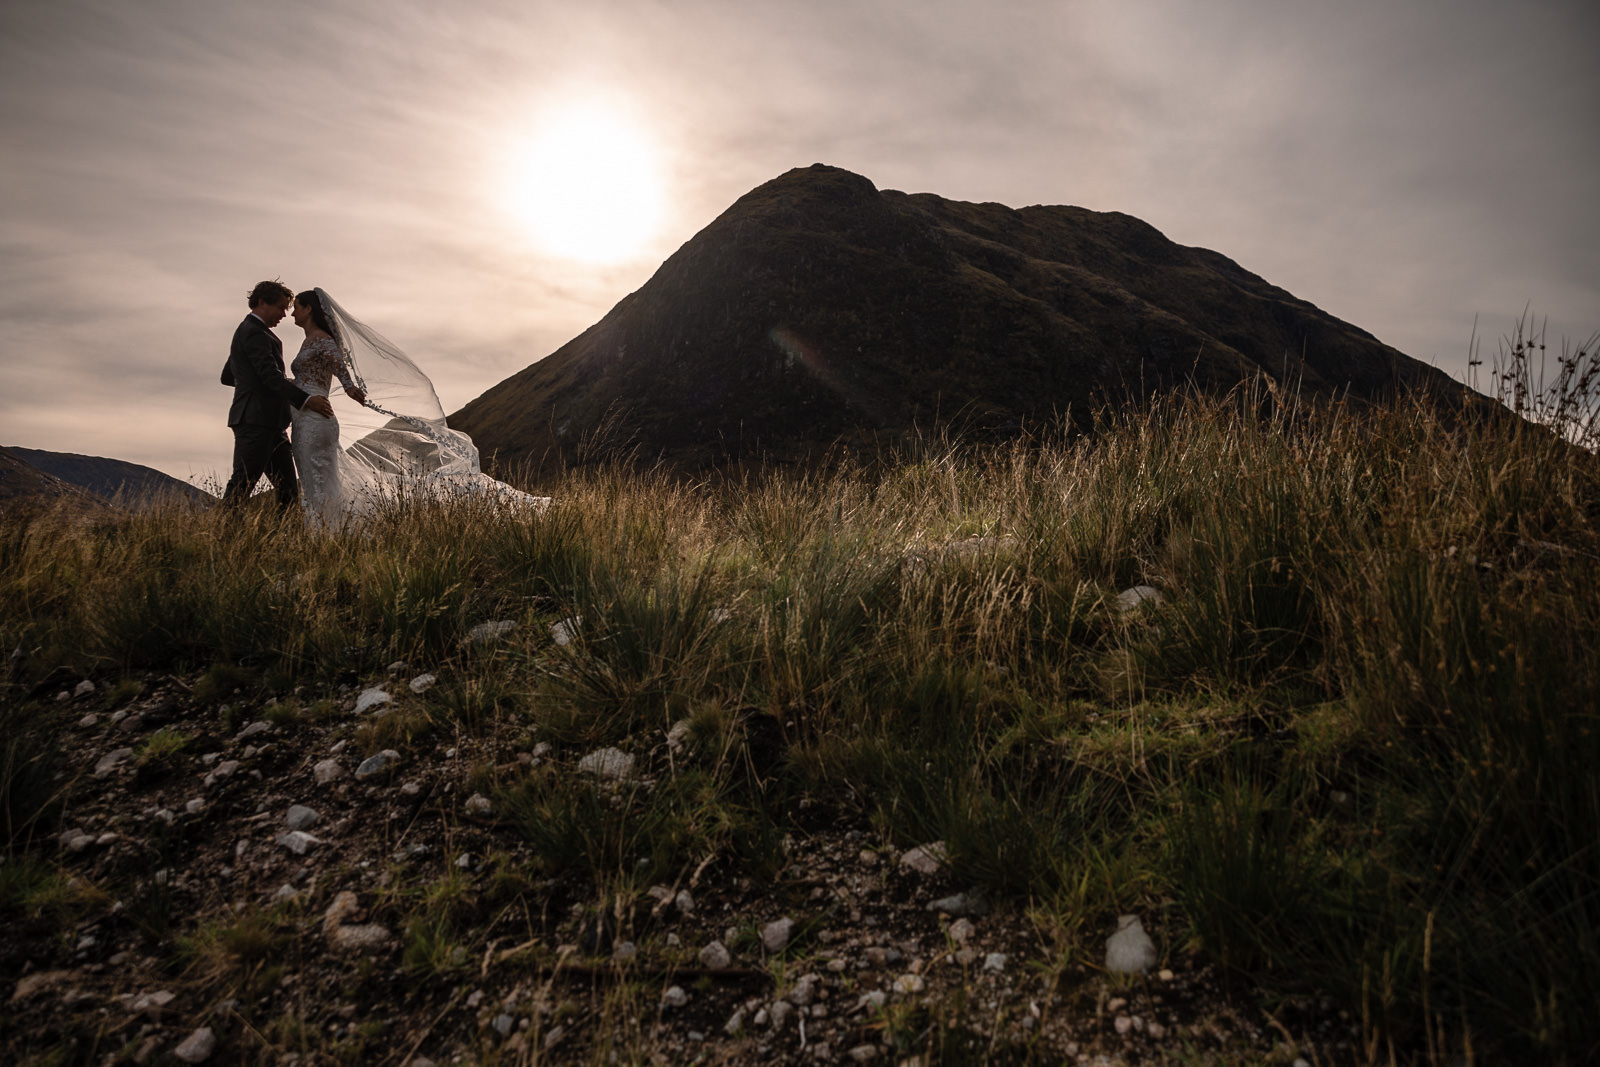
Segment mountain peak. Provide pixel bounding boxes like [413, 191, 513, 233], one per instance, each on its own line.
[452, 166, 1462, 477]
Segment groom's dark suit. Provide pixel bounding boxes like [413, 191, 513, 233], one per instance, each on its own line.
[221, 313, 311, 509]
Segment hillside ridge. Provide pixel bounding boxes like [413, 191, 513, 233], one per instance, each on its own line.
[451, 164, 1462, 477]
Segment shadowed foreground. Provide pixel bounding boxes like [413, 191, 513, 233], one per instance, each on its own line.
[3, 377, 1597, 1064]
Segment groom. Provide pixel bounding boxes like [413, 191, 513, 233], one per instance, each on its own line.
[221, 280, 334, 509]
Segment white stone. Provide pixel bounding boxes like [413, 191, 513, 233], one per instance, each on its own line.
[272, 884, 299, 904]
[762, 917, 796, 954]
[313, 759, 343, 785]
[767, 1000, 794, 1028]
[408, 673, 437, 694]
[355, 750, 401, 779]
[275, 830, 319, 855]
[353, 688, 391, 715]
[899, 842, 948, 875]
[386, 660, 409, 674]
[983, 952, 1008, 973]
[455, 853, 473, 869]
[74, 679, 96, 697]
[577, 746, 634, 780]
[699, 940, 732, 970]
[464, 793, 492, 816]
[184, 798, 206, 814]
[724, 1008, 746, 1035]
[666, 719, 693, 751]
[237, 721, 271, 739]
[788, 973, 818, 1005]
[285, 805, 320, 831]
[322, 891, 392, 952]
[172, 1026, 215, 1062]
[1113, 585, 1163, 614]
[1105, 914, 1158, 974]
[1113, 1014, 1133, 1035]
[94, 748, 133, 776]
[612, 941, 637, 962]
[78, 713, 98, 728]
[674, 889, 696, 915]
[948, 918, 975, 943]
[848, 1045, 879, 1063]
[467, 619, 518, 644]
[858, 990, 888, 1013]
[926, 891, 988, 917]
[892, 973, 925, 995]
[549, 616, 581, 646]
[661, 985, 689, 1009]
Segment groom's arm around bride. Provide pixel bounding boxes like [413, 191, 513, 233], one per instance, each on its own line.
[221, 280, 334, 510]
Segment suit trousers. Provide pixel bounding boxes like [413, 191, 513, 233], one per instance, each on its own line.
[223, 424, 298, 509]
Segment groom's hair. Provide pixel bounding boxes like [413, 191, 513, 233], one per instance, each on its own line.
[247, 280, 294, 308]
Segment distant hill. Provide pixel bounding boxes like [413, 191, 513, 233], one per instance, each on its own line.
[0, 449, 111, 513]
[451, 164, 1470, 476]
[2, 447, 212, 509]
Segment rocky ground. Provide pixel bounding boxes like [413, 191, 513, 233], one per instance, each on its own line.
[4, 665, 1364, 1066]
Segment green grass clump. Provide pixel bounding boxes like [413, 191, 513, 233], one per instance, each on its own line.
[3, 336, 1597, 1060]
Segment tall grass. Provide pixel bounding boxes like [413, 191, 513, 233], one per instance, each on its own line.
[2, 356, 1596, 1061]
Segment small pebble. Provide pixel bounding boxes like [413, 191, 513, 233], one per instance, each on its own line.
[699, 940, 732, 970]
[355, 750, 400, 779]
[285, 805, 320, 831]
[761, 917, 796, 954]
[172, 1026, 215, 1063]
[892, 973, 925, 994]
[899, 842, 948, 875]
[926, 891, 988, 917]
[661, 985, 689, 1009]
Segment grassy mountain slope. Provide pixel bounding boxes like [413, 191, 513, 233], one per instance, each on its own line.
[451, 164, 1465, 478]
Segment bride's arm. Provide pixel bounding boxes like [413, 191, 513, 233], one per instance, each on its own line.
[330, 347, 367, 404]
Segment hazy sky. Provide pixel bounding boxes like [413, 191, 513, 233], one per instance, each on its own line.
[2, 0, 1596, 484]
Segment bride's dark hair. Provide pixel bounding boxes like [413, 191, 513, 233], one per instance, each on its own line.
[295, 290, 336, 335]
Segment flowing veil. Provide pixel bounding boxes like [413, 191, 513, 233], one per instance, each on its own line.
[313, 288, 547, 512]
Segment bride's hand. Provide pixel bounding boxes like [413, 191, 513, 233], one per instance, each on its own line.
[347, 387, 368, 404]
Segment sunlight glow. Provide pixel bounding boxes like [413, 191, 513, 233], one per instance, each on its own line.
[507, 105, 664, 264]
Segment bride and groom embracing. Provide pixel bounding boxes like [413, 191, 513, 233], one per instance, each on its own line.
[221, 280, 543, 524]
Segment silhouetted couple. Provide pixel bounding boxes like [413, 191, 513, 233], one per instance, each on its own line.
[220, 281, 365, 522]
[220, 279, 547, 525]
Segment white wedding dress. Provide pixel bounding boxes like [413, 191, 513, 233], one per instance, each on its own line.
[288, 289, 547, 527]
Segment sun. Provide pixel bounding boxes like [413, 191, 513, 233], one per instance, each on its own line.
[507, 105, 664, 264]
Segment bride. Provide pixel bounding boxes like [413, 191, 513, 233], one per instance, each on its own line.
[288, 287, 547, 526]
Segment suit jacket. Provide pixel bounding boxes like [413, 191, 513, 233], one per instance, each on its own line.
[222, 314, 309, 429]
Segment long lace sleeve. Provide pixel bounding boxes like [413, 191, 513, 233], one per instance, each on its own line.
[331, 349, 360, 397]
